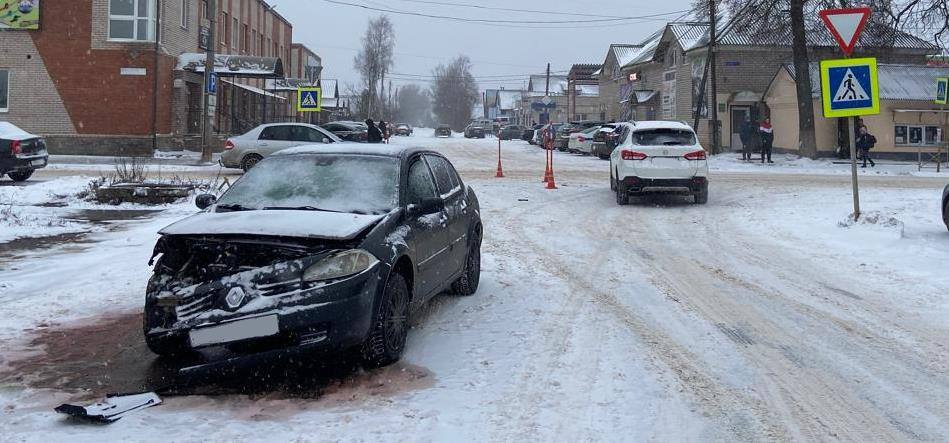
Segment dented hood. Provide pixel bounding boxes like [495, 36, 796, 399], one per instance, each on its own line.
[159, 209, 385, 240]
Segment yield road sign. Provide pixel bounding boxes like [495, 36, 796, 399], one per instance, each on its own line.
[819, 7, 871, 56]
[297, 87, 322, 112]
[820, 57, 879, 118]
[936, 77, 948, 105]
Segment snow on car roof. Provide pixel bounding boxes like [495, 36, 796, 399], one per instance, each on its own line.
[618, 120, 695, 132]
[0, 122, 38, 140]
[274, 143, 419, 157]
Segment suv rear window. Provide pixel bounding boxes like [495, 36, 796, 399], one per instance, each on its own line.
[632, 129, 696, 146]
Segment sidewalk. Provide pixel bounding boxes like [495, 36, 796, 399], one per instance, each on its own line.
[709, 153, 948, 178]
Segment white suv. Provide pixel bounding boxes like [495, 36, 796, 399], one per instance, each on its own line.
[608, 121, 709, 205]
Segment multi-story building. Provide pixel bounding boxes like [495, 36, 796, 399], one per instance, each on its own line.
[0, 0, 307, 155]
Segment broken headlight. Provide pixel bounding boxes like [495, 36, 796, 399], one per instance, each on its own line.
[303, 249, 379, 282]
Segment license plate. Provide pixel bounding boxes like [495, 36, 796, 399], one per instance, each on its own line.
[189, 315, 279, 347]
[31, 159, 46, 167]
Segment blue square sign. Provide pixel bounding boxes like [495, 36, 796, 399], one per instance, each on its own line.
[820, 57, 880, 118]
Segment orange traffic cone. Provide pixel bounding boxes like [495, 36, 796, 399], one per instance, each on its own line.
[495, 159, 505, 178]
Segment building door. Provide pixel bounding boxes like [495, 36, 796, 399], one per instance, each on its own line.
[730, 106, 751, 151]
[186, 82, 203, 135]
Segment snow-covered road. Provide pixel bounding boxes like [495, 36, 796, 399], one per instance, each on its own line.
[1, 130, 948, 441]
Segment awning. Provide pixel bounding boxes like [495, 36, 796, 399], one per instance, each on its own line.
[221, 79, 285, 100]
[265, 78, 318, 91]
[177, 53, 285, 78]
[634, 90, 658, 103]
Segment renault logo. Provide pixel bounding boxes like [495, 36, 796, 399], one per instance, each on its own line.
[225, 286, 246, 309]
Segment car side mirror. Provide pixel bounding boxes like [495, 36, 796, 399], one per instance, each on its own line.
[409, 197, 444, 215]
[195, 193, 217, 210]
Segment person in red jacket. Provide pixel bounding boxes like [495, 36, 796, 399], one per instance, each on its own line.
[759, 117, 774, 164]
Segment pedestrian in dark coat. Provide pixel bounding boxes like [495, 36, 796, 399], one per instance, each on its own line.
[366, 119, 383, 143]
[759, 117, 774, 164]
[379, 121, 390, 144]
[739, 117, 756, 161]
[856, 126, 876, 168]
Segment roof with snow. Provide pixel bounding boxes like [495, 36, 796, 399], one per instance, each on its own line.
[611, 45, 645, 67]
[778, 63, 949, 101]
[496, 90, 524, 110]
[177, 53, 285, 77]
[621, 32, 662, 68]
[528, 75, 569, 95]
[569, 64, 602, 81]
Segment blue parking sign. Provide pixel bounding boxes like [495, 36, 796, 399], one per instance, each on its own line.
[207, 73, 217, 94]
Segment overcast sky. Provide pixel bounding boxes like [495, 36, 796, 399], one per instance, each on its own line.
[272, 0, 694, 93]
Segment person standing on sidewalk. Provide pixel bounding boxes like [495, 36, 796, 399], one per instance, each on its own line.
[759, 117, 774, 164]
[856, 126, 877, 168]
[739, 117, 756, 161]
[366, 119, 383, 144]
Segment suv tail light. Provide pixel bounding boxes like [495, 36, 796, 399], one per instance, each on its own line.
[11, 140, 21, 156]
[224, 140, 235, 150]
[621, 150, 647, 161]
[578, 136, 586, 143]
[684, 150, 707, 160]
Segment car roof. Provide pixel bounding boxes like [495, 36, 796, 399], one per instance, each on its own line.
[620, 120, 695, 131]
[273, 143, 434, 159]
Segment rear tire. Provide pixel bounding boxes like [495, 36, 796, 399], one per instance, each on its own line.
[610, 169, 617, 191]
[694, 184, 709, 204]
[451, 229, 482, 296]
[362, 273, 411, 368]
[241, 154, 263, 172]
[7, 170, 34, 182]
[616, 183, 629, 206]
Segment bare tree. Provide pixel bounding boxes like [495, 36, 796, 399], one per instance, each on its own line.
[395, 84, 431, 126]
[431, 56, 480, 130]
[354, 15, 396, 119]
[882, 0, 949, 47]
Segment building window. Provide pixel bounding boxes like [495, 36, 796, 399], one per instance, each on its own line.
[232, 18, 239, 49]
[220, 12, 227, 46]
[179, 0, 188, 29]
[109, 0, 156, 41]
[0, 70, 8, 112]
[895, 124, 942, 146]
[200, 0, 207, 21]
[241, 24, 249, 53]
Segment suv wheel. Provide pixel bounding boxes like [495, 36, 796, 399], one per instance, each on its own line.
[694, 183, 709, 205]
[610, 169, 616, 191]
[362, 273, 410, 368]
[241, 154, 263, 172]
[616, 183, 629, 206]
[7, 170, 34, 182]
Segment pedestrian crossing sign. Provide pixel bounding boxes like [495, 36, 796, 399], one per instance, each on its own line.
[297, 87, 322, 112]
[820, 57, 879, 118]
[935, 77, 948, 105]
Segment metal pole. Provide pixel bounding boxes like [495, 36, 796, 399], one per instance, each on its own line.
[200, 0, 217, 163]
[709, 0, 720, 153]
[152, 0, 161, 154]
[849, 116, 861, 219]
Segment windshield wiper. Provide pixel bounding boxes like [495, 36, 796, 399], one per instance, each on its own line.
[262, 206, 343, 213]
[216, 204, 255, 212]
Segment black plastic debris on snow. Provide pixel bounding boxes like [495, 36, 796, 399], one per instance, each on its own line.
[55, 392, 162, 424]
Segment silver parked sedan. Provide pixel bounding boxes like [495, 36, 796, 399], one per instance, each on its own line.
[221, 123, 343, 171]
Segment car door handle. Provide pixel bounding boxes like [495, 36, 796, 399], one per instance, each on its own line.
[259, 142, 269, 147]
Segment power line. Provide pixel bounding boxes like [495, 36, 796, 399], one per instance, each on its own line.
[323, 0, 689, 24]
[389, 0, 675, 20]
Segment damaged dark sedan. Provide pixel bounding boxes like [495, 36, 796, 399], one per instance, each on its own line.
[145, 145, 482, 367]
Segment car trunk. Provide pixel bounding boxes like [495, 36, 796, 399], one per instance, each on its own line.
[626, 145, 699, 179]
[2, 137, 46, 157]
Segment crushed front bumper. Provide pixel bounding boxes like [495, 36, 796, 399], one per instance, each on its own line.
[145, 266, 384, 354]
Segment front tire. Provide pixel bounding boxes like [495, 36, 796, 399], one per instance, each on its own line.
[241, 154, 263, 172]
[7, 170, 35, 182]
[943, 199, 949, 232]
[362, 273, 411, 368]
[451, 229, 482, 296]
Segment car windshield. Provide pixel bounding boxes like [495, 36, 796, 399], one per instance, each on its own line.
[632, 128, 697, 146]
[216, 154, 400, 215]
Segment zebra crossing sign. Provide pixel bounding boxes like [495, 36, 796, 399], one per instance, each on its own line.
[297, 87, 322, 112]
[820, 57, 879, 118]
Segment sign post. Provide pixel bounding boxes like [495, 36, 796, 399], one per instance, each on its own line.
[936, 78, 948, 172]
[819, 7, 876, 220]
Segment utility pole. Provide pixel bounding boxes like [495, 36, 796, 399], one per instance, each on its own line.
[200, 0, 217, 164]
[708, 0, 720, 153]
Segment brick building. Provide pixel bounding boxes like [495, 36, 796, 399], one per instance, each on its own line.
[0, 0, 304, 155]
